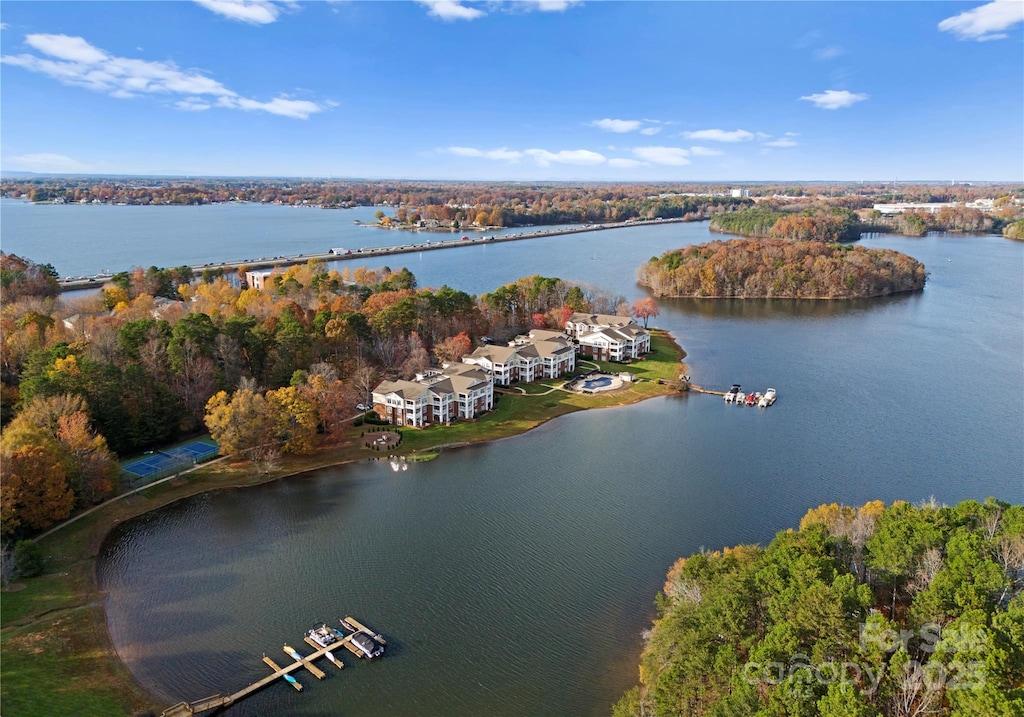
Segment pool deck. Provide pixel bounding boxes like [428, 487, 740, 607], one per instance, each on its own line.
[568, 372, 625, 394]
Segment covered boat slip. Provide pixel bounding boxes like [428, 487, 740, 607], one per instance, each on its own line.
[159, 616, 386, 717]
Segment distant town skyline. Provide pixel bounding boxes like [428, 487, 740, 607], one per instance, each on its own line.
[1, 1, 1022, 181]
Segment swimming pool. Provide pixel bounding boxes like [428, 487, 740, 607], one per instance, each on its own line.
[582, 376, 613, 390]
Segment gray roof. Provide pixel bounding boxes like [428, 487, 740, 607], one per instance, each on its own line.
[374, 379, 430, 400]
[567, 312, 636, 328]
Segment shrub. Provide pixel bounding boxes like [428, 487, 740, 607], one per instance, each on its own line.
[14, 540, 45, 578]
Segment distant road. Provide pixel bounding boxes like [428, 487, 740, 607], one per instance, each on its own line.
[55, 218, 687, 292]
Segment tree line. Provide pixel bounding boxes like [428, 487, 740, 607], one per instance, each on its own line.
[711, 203, 1022, 241]
[710, 207, 863, 243]
[638, 239, 926, 299]
[614, 498, 1024, 717]
[1, 254, 633, 538]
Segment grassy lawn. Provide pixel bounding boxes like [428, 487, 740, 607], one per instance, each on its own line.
[0, 329, 685, 716]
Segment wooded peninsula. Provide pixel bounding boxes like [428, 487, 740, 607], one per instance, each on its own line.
[614, 498, 1024, 717]
[638, 239, 927, 299]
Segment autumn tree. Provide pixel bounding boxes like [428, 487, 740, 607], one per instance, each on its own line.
[401, 331, 431, 378]
[204, 388, 274, 457]
[5, 395, 116, 506]
[433, 332, 472, 364]
[632, 297, 660, 328]
[1, 444, 75, 536]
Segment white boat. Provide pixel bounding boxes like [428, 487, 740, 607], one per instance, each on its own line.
[724, 384, 741, 402]
[308, 624, 339, 648]
[760, 388, 777, 407]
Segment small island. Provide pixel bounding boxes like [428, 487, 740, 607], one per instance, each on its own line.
[637, 238, 926, 299]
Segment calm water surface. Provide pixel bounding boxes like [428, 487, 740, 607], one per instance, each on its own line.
[0, 198, 577, 278]
[80, 213, 1024, 716]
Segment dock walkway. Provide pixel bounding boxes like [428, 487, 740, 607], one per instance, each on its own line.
[160, 617, 385, 716]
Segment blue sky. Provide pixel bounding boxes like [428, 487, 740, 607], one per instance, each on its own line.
[1, 1, 1022, 180]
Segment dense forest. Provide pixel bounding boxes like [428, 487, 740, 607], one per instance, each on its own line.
[708, 202, 1024, 240]
[709, 207, 861, 243]
[637, 239, 926, 299]
[0, 252, 631, 538]
[1002, 220, 1024, 241]
[614, 498, 1024, 717]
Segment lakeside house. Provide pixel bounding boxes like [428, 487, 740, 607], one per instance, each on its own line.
[563, 313, 651, 362]
[371, 363, 494, 428]
[462, 329, 576, 385]
[245, 269, 275, 290]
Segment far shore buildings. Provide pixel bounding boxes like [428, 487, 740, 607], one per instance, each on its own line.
[371, 315, 650, 427]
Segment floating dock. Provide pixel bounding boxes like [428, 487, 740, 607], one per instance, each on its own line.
[160, 617, 386, 716]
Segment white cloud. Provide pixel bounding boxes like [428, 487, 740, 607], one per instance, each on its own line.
[799, 89, 868, 110]
[0, 23, 8, 31]
[939, 0, 1024, 41]
[608, 158, 646, 168]
[590, 118, 643, 133]
[417, 0, 582, 21]
[175, 97, 212, 111]
[688, 145, 723, 157]
[683, 128, 755, 143]
[220, 95, 322, 119]
[764, 138, 798, 148]
[632, 146, 690, 166]
[525, 148, 606, 166]
[522, 0, 581, 11]
[445, 145, 605, 166]
[7, 153, 92, 173]
[1, 33, 324, 119]
[815, 45, 844, 60]
[418, 0, 485, 21]
[639, 127, 661, 136]
[785, 132, 799, 136]
[193, 0, 283, 24]
[25, 33, 107, 63]
[446, 146, 522, 161]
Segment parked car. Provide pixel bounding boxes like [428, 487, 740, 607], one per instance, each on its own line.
[356, 403, 371, 411]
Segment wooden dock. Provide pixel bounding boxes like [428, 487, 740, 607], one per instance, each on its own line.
[689, 384, 727, 396]
[159, 617, 386, 716]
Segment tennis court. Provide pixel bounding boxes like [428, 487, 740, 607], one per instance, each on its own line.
[122, 440, 220, 479]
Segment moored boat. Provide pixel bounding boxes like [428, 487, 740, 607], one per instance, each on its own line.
[308, 624, 339, 648]
[349, 631, 385, 660]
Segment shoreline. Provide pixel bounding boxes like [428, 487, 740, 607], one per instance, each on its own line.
[2, 331, 687, 715]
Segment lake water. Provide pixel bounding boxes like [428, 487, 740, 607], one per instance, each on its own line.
[0, 198, 577, 278]
[28, 205, 1018, 715]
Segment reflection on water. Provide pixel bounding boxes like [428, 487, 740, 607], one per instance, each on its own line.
[664, 291, 922, 321]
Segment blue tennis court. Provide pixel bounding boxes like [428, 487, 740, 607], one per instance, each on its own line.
[122, 441, 220, 478]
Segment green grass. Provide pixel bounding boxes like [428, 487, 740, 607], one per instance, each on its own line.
[2, 605, 148, 717]
[1, 575, 78, 626]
